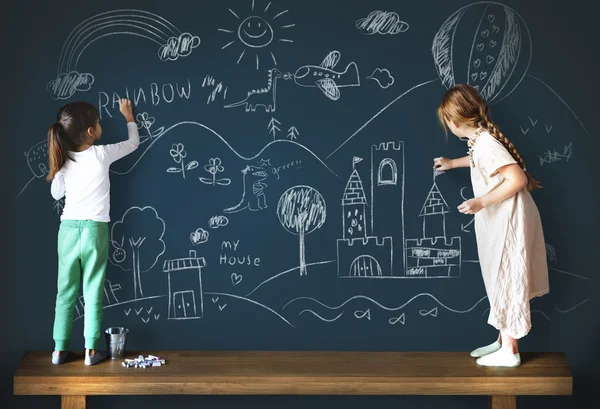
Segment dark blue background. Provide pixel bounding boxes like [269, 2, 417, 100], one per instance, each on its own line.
[4, 0, 598, 408]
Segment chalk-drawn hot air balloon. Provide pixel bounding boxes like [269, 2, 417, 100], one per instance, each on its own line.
[432, 2, 532, 103]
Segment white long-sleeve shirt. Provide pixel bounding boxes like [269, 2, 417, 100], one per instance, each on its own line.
[51, 122, 140, 222]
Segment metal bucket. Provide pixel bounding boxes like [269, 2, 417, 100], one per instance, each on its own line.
[104, 327, 129, 360]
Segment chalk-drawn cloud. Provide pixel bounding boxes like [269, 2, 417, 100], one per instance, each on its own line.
[158, 32, 201, 61]
[47, 71, 95, 100]
[367, 68, 394, 89]
[356, 11, 409, 35]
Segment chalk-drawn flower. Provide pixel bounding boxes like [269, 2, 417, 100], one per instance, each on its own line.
[199, 157, 231, 186]
[169, 143, 187, 163]
[167, 143, 197, 179]
[136, 112, 155, 130]
[204, 158, 224, 174]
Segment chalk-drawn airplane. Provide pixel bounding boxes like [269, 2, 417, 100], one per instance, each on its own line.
[290, 50, 360, 101]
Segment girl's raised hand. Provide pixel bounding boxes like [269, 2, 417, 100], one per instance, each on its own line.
[433, 157, 452, 171]
[118, 99, 135, 123]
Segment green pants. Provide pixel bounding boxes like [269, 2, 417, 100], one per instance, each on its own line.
[53, 220, 108, 350]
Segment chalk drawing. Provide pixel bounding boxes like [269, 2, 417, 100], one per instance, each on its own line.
[219, 0, 294, 69]
[109, 206, 166, 300]
[49, 9, 199, 99]
[166, 143, 198, 179]
[199, 158, 232, 186]
[104, 121, 342, 182]
[283, 294, 489, 316]
[538, 143, 573, 166]
[202, 75, 228, 104]
[299, 310, 344, 323]
[209, 215, 229, 229]
[432, 2, 531, 104]
[136, 112, 165, 144]
[326, 79, 438, 159]
[367, 68, 395, 88]
[277, 186, 327, 276]
[356, 11, 409, 35]
[267, 117, 281, 139]
[223, 165, 268, 213]
[354, 309, 371, 320]
[224, 68, 285, 112]
[231, 273, 243, 286]
[389, 313, 406, 325]
[190, 228, 210, 246]
[291, 51, 360, 101]
[205, 291, 295, 327]
[163, 250, 206, 320]
[287, 126, 299, 141]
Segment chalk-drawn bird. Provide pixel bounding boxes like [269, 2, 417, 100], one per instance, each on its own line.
[290, 50, 360, 101]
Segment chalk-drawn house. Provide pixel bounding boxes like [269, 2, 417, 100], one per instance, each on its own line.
[162, 250, 206, 320]
[337, 165, 393, 277]
[404, 179, 461, 278]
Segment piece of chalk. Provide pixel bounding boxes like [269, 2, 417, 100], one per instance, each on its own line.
[152, 361, 161, 367]
[148, 355, 158, 360]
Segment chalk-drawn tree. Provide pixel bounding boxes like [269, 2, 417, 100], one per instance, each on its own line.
[109, 206, 166, 300]
[277, 186, 326, 276]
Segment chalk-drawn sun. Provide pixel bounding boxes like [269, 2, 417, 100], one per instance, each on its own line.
[219, 0, 294, 70]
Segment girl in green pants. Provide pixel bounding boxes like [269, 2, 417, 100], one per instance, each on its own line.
[47, 98, 139, 365]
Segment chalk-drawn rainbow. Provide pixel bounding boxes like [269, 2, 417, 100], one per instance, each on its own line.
[48, 9, 200, 100]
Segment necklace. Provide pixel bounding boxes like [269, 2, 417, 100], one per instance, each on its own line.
[467, 128, 484, 168]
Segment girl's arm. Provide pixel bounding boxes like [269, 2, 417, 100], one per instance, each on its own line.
[433, 155, 470, 170]
[101, 122, 140, 164]
[458, 163, 527, 214]
[479, 164, 528, 207]
[100, 99, 140, 164]
[50, 171, 65, 200]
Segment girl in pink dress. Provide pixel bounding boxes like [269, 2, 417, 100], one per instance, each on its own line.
[434, 84, 549, 367]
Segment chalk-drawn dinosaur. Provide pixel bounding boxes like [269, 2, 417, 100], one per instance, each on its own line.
[223, 165, 268, 213]
[224, 68, 287, 112]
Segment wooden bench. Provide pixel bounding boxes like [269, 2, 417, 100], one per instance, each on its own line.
[14, 351, 572, 409]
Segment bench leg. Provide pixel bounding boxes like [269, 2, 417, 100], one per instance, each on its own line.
[489, 395, 516, 409]
[61, 395, 86, 409]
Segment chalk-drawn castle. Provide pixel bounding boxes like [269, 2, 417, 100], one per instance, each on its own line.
[337, 141, 461, 278]
[405, 176, 461, 277]
[337, 142, 404, 277]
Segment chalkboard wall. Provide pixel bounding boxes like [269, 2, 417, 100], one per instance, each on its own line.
[5, 0, 598, 408]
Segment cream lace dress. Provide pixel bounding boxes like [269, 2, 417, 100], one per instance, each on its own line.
[469, 130, 549, 339]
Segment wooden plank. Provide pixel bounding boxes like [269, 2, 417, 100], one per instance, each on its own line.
[489, 395, 516, 409]
[14, 351, 572, 396]
[61, 395, 85, 409]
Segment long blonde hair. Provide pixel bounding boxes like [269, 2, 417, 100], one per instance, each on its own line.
[437, 84, 541, 191]
[46, 102, 99, 181]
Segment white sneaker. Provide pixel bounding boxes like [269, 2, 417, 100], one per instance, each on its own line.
[470, 341, 502, 358]
[476, 348, 521, 367]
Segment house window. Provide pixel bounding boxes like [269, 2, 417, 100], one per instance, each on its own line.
[378, 158, 397, 185]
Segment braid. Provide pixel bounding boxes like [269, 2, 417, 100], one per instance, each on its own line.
[479, 117, 542, 191]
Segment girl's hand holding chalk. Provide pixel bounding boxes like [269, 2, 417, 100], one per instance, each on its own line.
[457, 198, 483, 215]
[433, 156, 453, 171]
[118, 98, 135, 123]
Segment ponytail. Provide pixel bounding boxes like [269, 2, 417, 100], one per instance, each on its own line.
[478, 118, 542, 192]
[438, 84, 542, 192]
[46, 122, 72, 181]
[45, 101, 99, 181]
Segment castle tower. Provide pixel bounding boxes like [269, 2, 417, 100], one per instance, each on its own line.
[371, 142, 405, 275]
[341, 167, 367, 239]
[419, 182, 449, 238]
